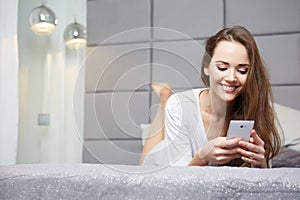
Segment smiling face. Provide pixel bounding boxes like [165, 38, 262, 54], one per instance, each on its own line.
[204, 40, 250, 102]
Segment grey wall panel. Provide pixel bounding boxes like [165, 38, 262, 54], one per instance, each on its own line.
[85, 44, 151, 92]
[85, 92, 150, 140]
[85, 0, 300, 165]
[153, 0, 223, 40]
[152, 40, 205, 89]
[83, 140, 142, 165]
[87, 0, 151, 45]
[255, 34, 300, 85]
[226, 0, 300, 34]
[273, 86, 300, 110]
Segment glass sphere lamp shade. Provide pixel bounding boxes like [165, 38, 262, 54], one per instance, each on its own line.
[64, 22, 87, 49]
[29, 5, 57, 35]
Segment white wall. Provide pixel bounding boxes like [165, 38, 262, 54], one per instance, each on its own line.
[0, 0, 19, 165]
[17, 0, 86, 163]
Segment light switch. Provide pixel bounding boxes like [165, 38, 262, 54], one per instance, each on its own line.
[38, 113, 50, 126]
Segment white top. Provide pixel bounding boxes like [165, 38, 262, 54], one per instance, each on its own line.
[143, 88, 208, 166]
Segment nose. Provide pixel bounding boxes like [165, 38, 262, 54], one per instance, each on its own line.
[224, 69, 237, 82]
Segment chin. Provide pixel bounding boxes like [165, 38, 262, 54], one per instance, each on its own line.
[221, 93, 239, 102]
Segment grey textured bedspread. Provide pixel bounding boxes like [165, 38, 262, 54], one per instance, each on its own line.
[0, 164, 299, 200]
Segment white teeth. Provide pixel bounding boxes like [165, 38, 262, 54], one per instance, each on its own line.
[223, 85, 235, 91]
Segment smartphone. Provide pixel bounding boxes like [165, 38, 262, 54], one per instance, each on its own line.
[226, 120, 254, 142]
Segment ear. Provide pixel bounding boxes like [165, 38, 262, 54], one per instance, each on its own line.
[203, 64, 210, 76]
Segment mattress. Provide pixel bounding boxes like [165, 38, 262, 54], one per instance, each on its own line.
[1, 164, 299, 199]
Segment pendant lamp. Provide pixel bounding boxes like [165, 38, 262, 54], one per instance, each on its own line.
[63, 22, 87, 49]
[29, 4, 57, 35]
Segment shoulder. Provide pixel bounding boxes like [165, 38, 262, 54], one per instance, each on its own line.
[165, 88, 205, 114]
[167, 88, 205, 106]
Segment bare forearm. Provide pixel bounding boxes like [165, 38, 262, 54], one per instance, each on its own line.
[188, 152, 209, 166]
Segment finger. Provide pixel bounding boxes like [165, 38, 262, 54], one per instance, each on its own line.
[238, 147, 265, 161]
[219, 137, 242, 148]
[249, 137, 254, 143]
[205, 137, 226, 150]
[251, 130, 264, 146]
[241, 156, 262, 166]
[216, 147, 240, 155]
[239, 140, 265, 154]
[215, 154, 241, 165]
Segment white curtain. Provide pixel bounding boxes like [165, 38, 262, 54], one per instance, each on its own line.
[0, 0, 19, 165]
[17, 0, 86, 164]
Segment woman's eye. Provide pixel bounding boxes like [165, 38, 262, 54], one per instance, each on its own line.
[217, 66, 227, 71]
[237, 69, 248, 75]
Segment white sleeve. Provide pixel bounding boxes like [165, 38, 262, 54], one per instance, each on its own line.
[164, 94, 192, 166]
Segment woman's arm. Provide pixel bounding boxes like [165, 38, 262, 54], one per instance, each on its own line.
[188, 131, 267, 167]
[189, 137, 243, 166]
[188, 151, 209, 166]
[163, 94, 194, 165]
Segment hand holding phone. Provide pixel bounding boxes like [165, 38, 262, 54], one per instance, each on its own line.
[226, 120, 254, 142]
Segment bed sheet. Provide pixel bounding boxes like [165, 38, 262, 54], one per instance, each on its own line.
[1, 164, 300, 199]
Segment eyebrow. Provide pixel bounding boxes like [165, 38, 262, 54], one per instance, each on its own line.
[215, 60, 250, 67]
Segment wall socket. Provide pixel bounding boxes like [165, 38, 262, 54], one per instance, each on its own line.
[38, 113, 50, 126]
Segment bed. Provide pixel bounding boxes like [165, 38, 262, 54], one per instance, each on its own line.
[1, 164, 300, 199]
[1, 104, 300, 199]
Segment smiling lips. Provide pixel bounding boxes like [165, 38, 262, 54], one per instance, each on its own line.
[221, 83, 239, 93]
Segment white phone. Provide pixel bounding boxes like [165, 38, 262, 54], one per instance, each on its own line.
[226, 120, 254, 142]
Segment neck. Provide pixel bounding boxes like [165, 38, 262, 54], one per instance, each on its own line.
[202, 89, 227, 121]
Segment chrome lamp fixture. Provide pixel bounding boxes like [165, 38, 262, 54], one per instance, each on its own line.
[29, 4, 57, 35]
[64, 22, 87, 49]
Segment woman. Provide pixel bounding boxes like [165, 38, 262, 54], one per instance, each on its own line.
[140, 26, 281, 168]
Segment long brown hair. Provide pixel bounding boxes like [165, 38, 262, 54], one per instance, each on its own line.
[201, 26, 281, 167]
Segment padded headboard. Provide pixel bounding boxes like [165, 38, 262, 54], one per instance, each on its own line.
[83, 0, 300, 165]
